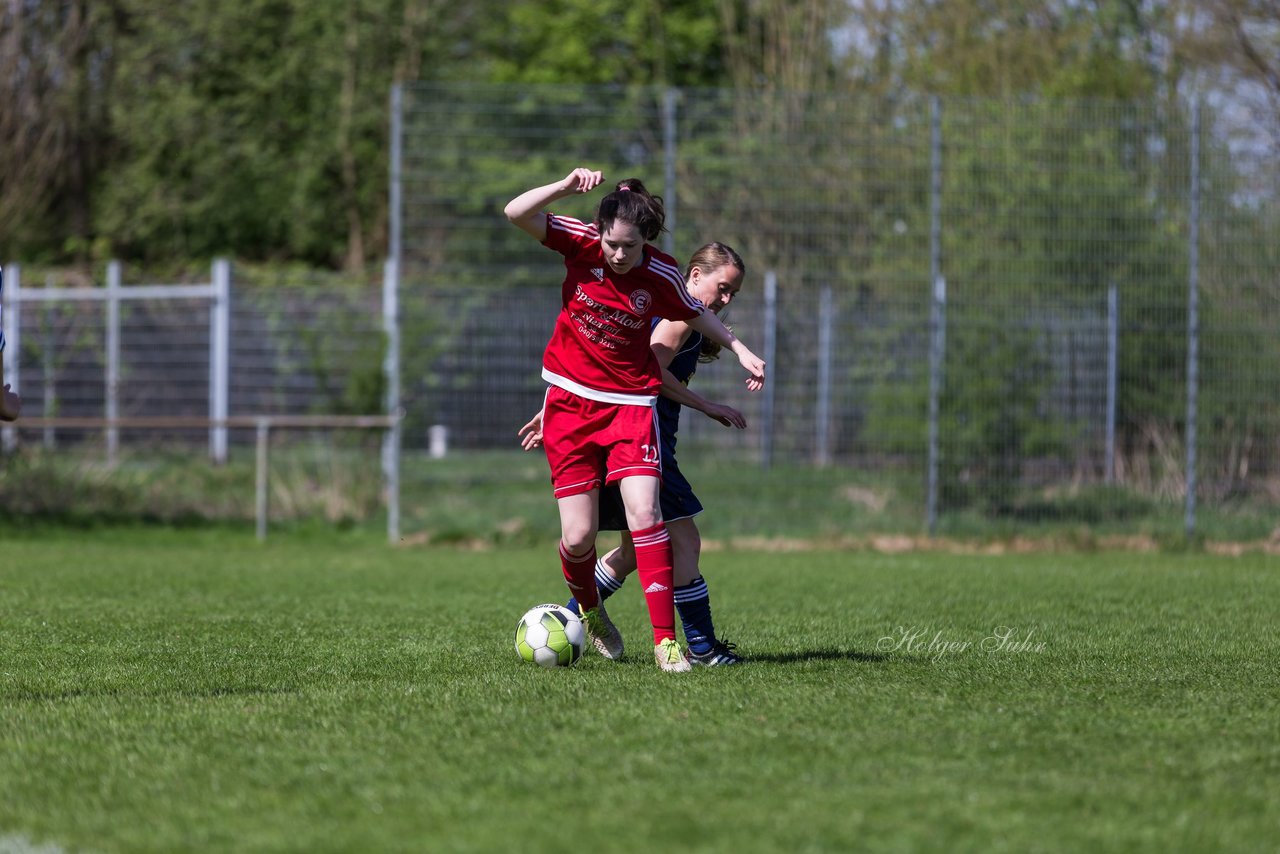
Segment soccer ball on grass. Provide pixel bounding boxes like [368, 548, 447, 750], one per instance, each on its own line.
[515, 604, 585, 668]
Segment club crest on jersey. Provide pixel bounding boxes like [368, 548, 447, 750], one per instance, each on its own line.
[590, 267, 605, 281]
[629, 289, 652, 314]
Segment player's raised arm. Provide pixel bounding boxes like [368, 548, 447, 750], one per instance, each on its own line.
[504, 168, 604, 242]
[687, 310, 765, 391]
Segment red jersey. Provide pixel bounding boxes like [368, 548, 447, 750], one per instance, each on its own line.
[540, 213, 704, 404]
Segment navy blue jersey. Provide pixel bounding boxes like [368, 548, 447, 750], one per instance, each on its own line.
[655, 321, 703, 449]
[598, 319, 707, 530]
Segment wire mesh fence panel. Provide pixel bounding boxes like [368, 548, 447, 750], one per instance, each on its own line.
[18, 297, 107, 449]
[398, 286, 557, 451]
[1196, 173, 1280, 521]
[232, 270, 385, 419]
[394, 84, 1278, 543]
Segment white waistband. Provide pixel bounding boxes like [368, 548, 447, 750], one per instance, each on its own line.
[542, 368, 656, 406]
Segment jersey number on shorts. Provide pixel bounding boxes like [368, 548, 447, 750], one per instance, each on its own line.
[642, 444, 660, 464]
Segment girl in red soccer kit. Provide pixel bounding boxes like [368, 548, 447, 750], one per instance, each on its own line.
[504, 167, 766, 672]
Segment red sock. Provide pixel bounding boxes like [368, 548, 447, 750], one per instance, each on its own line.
[632, 523, 676, 644]
[560, 541, 598, 612]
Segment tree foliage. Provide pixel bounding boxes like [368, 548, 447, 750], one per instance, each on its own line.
[0, 0, 1276, 271]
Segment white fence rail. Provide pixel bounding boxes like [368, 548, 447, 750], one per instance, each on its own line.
[1, 260, 231, 463]
[1, 260, 403, 542]
[16, 414, 400, 541]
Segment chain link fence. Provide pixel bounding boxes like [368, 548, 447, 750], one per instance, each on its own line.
[392, 83, 1279, 542]
[3, 84, 1275, 542]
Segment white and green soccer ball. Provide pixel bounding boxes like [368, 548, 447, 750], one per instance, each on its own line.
[515, 604, 585, 668]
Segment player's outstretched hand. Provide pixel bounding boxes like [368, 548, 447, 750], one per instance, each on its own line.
[738, 350, 766, 392]
[518, 410, 544, 451]
[704, 402, 747, 429]
[560, 168, 603, 195]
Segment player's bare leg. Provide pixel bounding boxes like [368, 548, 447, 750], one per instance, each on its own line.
[567, 538, 625, 660]
[556, 490, 619, 658]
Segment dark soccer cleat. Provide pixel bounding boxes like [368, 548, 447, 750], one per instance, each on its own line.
[685, 640, 743, 667]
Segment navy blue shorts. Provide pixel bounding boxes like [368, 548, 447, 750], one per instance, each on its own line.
[597, 455, 703, 532]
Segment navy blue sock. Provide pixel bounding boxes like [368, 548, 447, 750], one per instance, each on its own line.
[674, 576, 715, 655]
[568, 558, 626, 613]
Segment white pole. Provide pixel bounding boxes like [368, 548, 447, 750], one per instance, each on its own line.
[815, 284, 834, 467]
[388, 85, 403, 277]
[1185, 102, 1201, 540]
[385, 84, 404, 545]
[1105, 282, 1118, 484]
[662, 88, 678, 257]
[106, 260, 122, 465]
[761, 271, 778, 469]
[382, 258, 401, 543]
[256, 417, 270, 540]
[926, 276, 947, 537]
[210, 258, 231, 464]
[1, 264, 18, 453]
[42, 274, 54, 450]
[926, 95, 944, 537]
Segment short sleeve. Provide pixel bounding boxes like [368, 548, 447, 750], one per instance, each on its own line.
[542, 214, 599, 263]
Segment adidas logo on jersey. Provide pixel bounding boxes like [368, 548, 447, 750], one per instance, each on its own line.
[590, 267, 605, 280]
[644, 581, 670, 594]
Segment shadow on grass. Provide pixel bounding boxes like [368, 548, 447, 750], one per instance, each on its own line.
[746, 647, 891, 664]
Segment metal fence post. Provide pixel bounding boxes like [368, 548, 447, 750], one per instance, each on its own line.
[1185, 102, 1201, 539]
[41, 274, 55, 449]
[662, 87, 679, 257]
[926, 276, 946, 537]
[383, 258, 401, 544]
[386, 82, 404, 545]
[389, 83, 403, 274]
[761, 270, 778, 470]
[106, 260, 122, 465]
[256, 417, 270, 540]
[210, 259, 231, 465]
[815, 284, 833, 467]
[1105, 281, 1118, 484]
[926, 95, 943, 537]
[1, 263, 18, 453]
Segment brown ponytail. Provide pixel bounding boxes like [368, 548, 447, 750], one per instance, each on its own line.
[595, 179, 667, 241]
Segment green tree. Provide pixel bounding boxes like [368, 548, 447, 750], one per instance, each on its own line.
[0, 0, 119, 262]
[848, 0, 1165, 99]
[477, 0, 731, 86]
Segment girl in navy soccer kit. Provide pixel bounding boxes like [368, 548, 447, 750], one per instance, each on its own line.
[504, 168, 765, 672]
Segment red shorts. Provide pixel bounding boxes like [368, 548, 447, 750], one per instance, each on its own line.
[542, 385, 662, 499]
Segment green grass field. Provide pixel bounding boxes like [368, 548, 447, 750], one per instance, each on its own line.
[2, 527, 1277, 852]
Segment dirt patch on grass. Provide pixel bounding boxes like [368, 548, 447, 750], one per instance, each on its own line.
[704, 533, 1280, 555]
